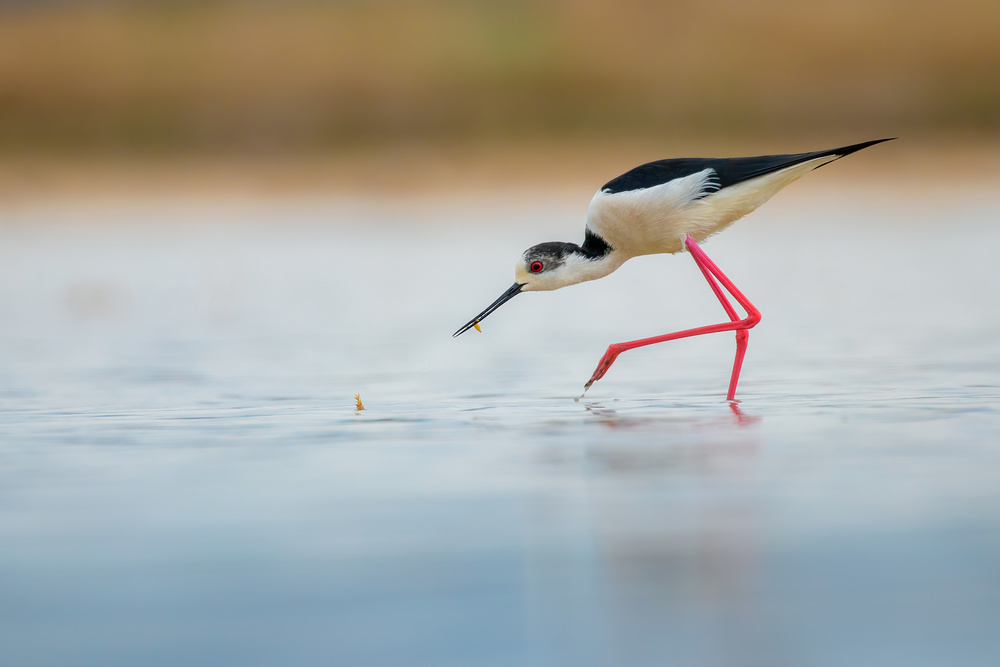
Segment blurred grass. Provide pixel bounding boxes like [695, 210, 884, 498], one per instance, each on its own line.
[0, 0, 998, 195]
[1, 0, 998, 152]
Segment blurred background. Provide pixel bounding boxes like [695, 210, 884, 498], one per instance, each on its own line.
[0, 0, 997, 195]
[3, 2, 1000, 667]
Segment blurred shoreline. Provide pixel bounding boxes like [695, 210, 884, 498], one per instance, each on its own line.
[1, 137, 997, 205]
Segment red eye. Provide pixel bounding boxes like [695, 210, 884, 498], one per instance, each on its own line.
[530, 261, 543, 273]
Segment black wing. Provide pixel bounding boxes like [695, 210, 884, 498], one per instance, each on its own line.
[600, 138, 894, 195]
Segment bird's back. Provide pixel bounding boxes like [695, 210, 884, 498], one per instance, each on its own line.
[600, 139, 890, 195]
[587, 139, 893, 256]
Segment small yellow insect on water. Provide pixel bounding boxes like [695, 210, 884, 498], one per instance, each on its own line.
[354, 393, 365, 411]
[473, 321, 482, 333]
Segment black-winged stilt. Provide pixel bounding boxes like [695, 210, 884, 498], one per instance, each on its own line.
[454, 139, 894, 401]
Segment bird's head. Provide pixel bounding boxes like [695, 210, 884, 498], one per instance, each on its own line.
[453, 242, 611, 337]
[514, 242, 583, 292]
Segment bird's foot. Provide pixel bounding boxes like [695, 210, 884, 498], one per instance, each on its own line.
[584, 345, 622, 391]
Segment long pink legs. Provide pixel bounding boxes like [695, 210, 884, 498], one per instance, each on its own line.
[584, 235, 761, 401]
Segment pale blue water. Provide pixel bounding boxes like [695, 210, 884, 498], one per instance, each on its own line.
[1, 190, 999, 666]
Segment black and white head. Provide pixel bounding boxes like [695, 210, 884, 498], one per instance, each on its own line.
[453, 237, 619, 337]
[514, 242, 591, 291]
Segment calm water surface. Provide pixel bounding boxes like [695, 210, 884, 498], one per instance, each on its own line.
[1, 190, 999, 666]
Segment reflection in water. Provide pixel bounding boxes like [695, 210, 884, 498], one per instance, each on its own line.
[729, 400, 762, 424]
[582, 398, 761, 432]
[526, 401, 770, 665]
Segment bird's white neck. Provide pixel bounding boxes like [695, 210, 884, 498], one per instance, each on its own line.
[563, 249, 628, 285]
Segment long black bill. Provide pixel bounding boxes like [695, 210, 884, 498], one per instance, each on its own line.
[453, 283, 524, 337]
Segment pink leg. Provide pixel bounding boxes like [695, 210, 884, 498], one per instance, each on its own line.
[584, 236, 761, 401]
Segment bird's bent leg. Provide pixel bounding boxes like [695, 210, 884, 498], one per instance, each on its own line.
[684, 237, 761, 327]
[690, 245, 740, 322]
[686, 236, 761, 400]
[583, 236, 761, 400]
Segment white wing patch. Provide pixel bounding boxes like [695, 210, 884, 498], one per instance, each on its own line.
[586, 155, 837, 257]
[586, 168, 719, 256]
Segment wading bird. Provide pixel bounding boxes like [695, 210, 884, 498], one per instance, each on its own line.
[454, 139, 894, 400]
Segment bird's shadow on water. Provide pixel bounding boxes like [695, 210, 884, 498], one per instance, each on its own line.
[522, 397, 765, 477]
[576, 397, 761, 429]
